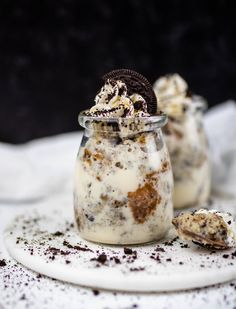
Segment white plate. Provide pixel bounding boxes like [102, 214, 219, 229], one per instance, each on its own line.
[4, 201, 236, 292]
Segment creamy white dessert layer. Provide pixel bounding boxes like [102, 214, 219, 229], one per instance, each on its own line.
[74, 131, 173, 244]
[173, 160, 211, 209]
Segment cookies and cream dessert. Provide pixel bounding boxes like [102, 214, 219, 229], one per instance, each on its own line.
[153, 74, 211, 209]
[74, 69, 173, 245]
[172, 209, 236, 249]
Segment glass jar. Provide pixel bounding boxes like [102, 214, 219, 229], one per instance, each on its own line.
[74, 113, 173, 245]
[162, 96, 211, 209]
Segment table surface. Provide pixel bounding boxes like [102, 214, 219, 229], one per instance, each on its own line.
[1, 195, 236, 309]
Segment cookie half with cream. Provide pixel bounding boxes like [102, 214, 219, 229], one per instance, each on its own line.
[172, 209, 236, 249]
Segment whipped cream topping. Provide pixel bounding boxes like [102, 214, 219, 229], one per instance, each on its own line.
[154, 74, 188, 101]
[153, 74, 193, 118]
[195, 209, 236, 247]
[86, 79, 150, 118]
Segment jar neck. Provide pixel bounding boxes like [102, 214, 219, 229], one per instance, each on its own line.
[84, 127, 163, 140]
[79, 112, 168, 136]
[84, 128, 163, 145]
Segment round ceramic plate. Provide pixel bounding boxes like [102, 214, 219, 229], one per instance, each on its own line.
[4, 201, 236, 292]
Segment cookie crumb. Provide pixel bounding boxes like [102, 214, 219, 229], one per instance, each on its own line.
[0, 259, 6, 267]
[92, 289, 100, 296]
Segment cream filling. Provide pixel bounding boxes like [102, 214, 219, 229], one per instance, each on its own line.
[173, 160, 211, 209]
[74, 135, 173, 244]
[195, 209, 236, 246]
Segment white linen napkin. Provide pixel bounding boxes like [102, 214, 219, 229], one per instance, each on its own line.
[0, 132, 82, 202]
[204, 100, 236, 197]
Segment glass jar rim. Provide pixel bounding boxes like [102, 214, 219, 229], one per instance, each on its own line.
[78, 111, 168, 133]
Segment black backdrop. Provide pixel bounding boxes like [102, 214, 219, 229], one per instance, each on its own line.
[0, 0, 235, 143]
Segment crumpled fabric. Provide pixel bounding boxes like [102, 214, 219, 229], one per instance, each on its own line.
[204, 100, 236, 197]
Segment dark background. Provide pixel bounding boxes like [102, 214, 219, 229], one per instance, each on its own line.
[0, 0, 235, 143]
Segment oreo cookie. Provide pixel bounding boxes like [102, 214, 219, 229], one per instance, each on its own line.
[102, 69, 157, 115]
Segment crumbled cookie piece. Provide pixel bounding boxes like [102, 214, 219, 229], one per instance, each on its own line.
[128, 183, 161, 223]
[172, 209, 236, 249]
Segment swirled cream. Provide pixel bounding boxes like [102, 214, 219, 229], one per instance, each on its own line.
[153, 74, 206, 118]
[153, 74, 211, 209]
[86, 79, 150, 117]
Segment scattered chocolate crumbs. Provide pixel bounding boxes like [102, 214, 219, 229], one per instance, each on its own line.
[48, 247, 60, 254]
[0, 259, 7, 267]
[97, 254, 107, 264]
[63, 240, 73, 249]
[52, 231, 64, 237]
[65, 260, 71, 264]
[91, 254, 107, 265]
[231, 250, 236, 258]
[223, 254, 229, 259]
[155, 247, 165, 252]
[47, 247, 70, 256]
[181, 244, 189, 248]
[114, 257, 121, 264]
[20, 294, 26, 300]
[166, 258, 172, 262]
[124, 248, 133, 255]
[130, 267, 145, 272]
[164, 237, 179, 246]
[92, 289, 100, 296]
[150, 254, 161, 262]
[63, 240, 92, 252]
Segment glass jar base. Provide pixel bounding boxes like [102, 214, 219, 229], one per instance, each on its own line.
[76, 229, 169, 246]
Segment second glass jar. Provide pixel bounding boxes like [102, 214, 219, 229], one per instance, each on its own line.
[163, 97, 211, 209]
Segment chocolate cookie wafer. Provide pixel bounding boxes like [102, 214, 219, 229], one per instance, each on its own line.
[103, 69, 157, 115]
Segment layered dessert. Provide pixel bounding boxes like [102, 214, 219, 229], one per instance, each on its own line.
[172, 209, 236, 249]
[153, 74, 211, 209]
[74, 69, 173, 244]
